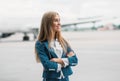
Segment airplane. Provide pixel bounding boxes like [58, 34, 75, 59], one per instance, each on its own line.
[61, 16, 118, 27]
[0, 27, 38, 41]
[0, 16, 118, 41]
[61, 19, 101, 27]
[0, 19, 100, 41]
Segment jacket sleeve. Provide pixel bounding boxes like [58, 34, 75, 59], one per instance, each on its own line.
[67, 46, 78, 66]
[35, 41, 58, 72]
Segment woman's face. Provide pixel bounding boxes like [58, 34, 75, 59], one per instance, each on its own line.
[52, 14, 61, 32]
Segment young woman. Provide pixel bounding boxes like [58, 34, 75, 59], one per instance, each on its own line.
[35, 11, 78, 81]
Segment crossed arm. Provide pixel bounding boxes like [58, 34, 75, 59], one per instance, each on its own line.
[50, 51, 75, 67]
[35, 41, 78, 71]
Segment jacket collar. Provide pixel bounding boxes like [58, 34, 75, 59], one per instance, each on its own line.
[43, 41, 58, 58]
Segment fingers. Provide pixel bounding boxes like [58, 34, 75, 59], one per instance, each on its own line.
[67, 51, 75, 57]
[50, 58, 56, 62]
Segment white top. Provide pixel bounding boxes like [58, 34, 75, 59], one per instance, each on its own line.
[50, 39, 69, 79]
[50, 39, 63, 58]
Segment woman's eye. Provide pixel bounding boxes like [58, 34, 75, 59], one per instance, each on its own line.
[55, 19, 58, 21]
[54, 19, 60, 22]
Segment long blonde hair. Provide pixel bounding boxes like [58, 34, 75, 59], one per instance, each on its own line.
[35, 11, 70, 63]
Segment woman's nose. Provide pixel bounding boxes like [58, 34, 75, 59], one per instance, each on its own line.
[58, 21, 61, 25]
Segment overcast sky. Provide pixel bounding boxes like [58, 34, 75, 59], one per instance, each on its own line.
[0, 0, 120, 28]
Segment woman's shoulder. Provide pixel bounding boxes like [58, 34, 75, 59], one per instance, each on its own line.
[35, 40, 45, 47]
[35, 40, 41, 44]
[35, 40, 48, 46]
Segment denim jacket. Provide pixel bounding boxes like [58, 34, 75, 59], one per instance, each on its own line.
[35, 40, 78, 78]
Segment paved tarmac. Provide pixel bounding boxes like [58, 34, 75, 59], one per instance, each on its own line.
[0, 30, 120, 81]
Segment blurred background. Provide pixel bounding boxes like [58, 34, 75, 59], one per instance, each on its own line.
[0, 0, 120, 81]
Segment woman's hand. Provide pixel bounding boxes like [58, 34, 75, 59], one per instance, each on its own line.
[50, 58, 60, 62]
[50, 58, 62, 63]
[50, 58, 64, 66]
[67, 51, 75, 57]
